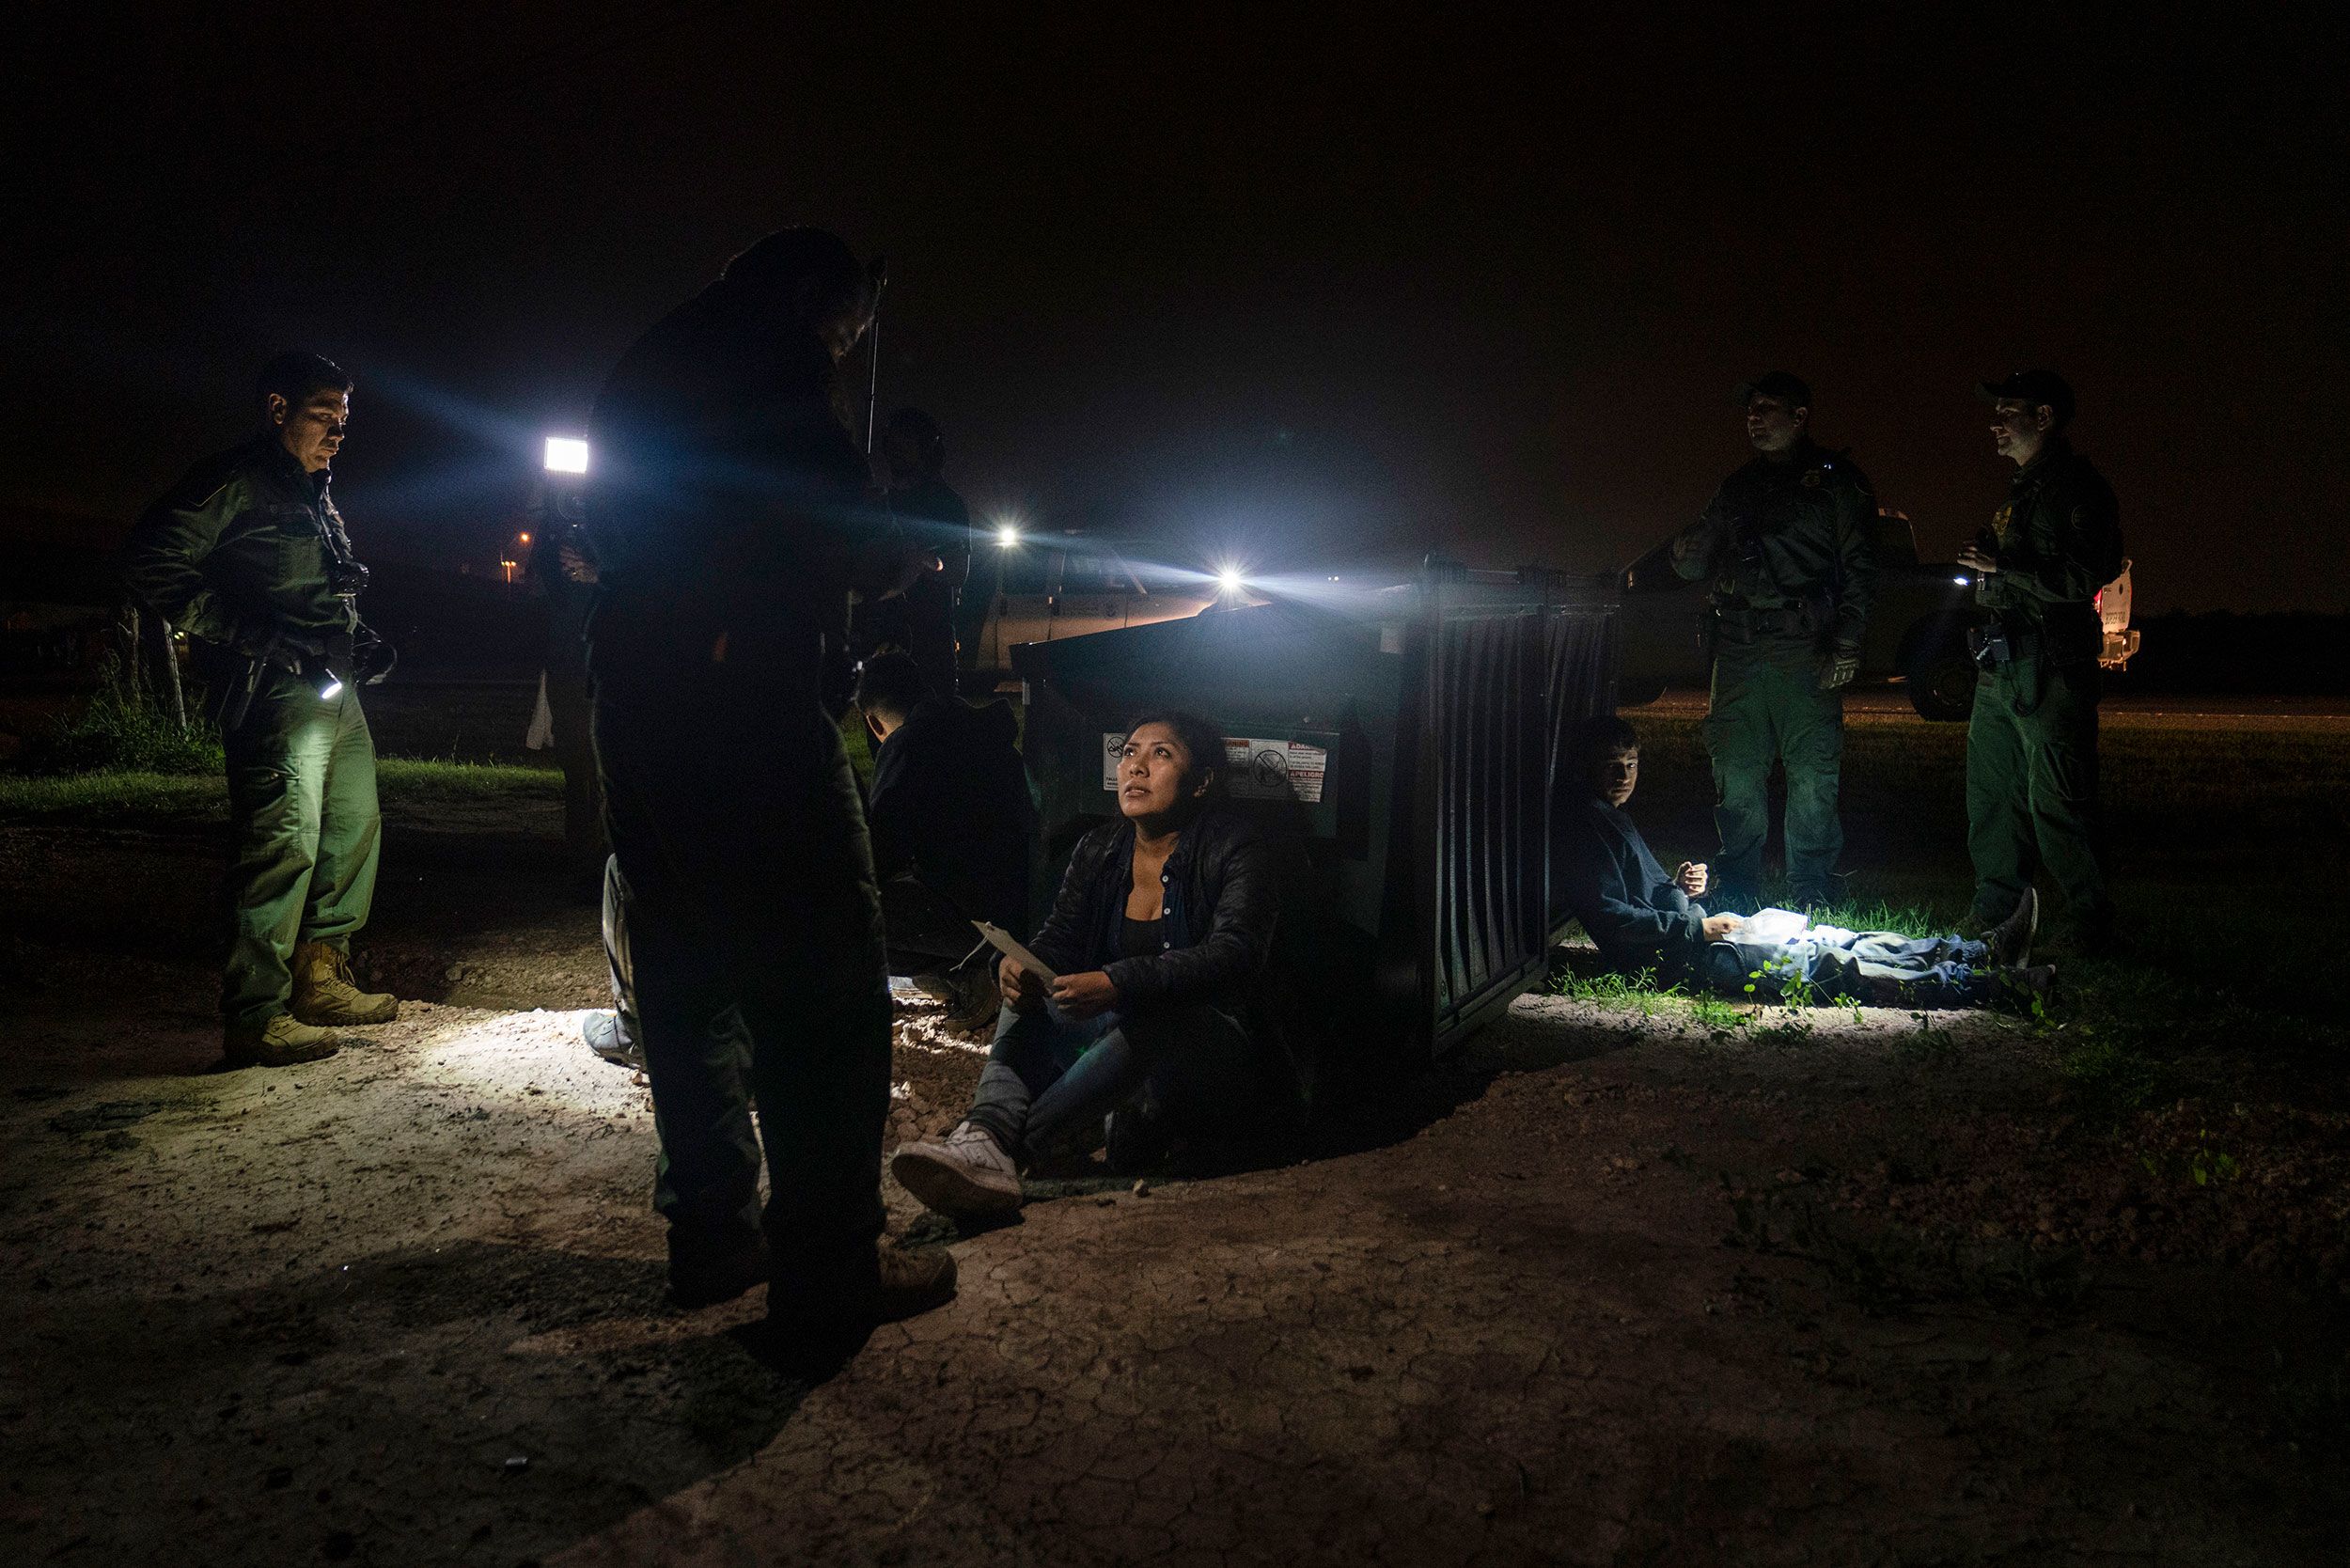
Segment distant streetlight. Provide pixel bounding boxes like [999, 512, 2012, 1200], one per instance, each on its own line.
[543, 436, 589, 475]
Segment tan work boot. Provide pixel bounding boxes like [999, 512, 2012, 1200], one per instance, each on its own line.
[290, 941, 400, 1027]
[224, 1012, 342, 1068]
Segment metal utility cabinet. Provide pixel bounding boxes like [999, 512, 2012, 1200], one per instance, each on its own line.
[1011, 559, 1620, 1085]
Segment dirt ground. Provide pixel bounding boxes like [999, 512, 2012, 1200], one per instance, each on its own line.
[5, 786, 2347, 1565]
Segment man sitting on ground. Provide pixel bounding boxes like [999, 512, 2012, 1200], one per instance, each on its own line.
[1556, 716, 2047, 1007]
[854, 651, 1038, 1023]
[890, 712, 1290, 1215]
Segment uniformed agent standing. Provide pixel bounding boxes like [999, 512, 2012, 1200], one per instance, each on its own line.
[121, 353, 401, 1067]
[525, 480, 603, 887]
[1669, 371, 1877, 911]
[586, 227, 955, 1344]
[1957, 370, 2123, 951]
[878, 408, 974, 700]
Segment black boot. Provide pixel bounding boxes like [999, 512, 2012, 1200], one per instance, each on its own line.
[1980, 887, 2040, 968]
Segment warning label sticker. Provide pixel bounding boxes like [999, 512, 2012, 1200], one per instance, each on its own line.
[1102, 733, 1328, 804]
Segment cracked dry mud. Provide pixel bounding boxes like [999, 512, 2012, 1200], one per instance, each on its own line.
[3, 801, 2345, 1566]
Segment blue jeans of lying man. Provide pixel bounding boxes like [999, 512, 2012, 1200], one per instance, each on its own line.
[964, 1000, 1256, 1164]
[1699, 913, 1994, 1008]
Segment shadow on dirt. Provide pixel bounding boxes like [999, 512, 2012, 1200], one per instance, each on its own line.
[15, 1236, 828, 1563]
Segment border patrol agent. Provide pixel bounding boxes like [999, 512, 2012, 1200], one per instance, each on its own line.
[1670, 371, 1877, 911]
[587, 227, 955, 1347]
[1958, 370, 2123, 950]
[121, 353, 400, 1067]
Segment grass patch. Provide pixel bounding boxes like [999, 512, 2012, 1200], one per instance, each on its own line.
[376, 758, 562, 804]
[2055, 1026, 2160, 1121]
[0, 770, 228, 823]
[0, 758, 559, 826]
[1552, 965, 1681, 1013]
[15, 666, 223, 776]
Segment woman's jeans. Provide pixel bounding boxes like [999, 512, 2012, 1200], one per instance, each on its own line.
[964, 1000, 1255, 1162]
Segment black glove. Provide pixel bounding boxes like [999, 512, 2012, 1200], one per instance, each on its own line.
[355, 626, 398, 685]
[1817, 646, 1860, 690]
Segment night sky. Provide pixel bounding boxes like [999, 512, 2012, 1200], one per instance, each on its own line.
[8, 4, 2344, 610]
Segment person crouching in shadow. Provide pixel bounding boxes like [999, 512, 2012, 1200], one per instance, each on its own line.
[890, 711, 1285, 1215]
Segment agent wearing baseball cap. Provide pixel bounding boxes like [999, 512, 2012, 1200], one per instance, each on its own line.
[1665, 371, 1879, 912]
[1955, 370, 2124, 953]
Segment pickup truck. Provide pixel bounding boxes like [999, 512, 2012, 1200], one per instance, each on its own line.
[964, 532, 1230, 688]
[1616, 512, 2137, 721]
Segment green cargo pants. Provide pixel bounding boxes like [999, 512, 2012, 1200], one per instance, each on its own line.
[1702, 636, 1843, 908]
[221, 672, 382, 1031]
[1966, 657, 2108, 936]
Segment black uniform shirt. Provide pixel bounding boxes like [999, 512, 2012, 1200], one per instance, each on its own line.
[121, 435, 362, 653]
[1976, 437, 2123, 664]
[868, 697, 1038, 931]
[1669, 438, 1877, 650]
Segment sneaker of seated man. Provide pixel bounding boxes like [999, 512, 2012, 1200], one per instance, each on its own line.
[854, 651, 1037, 1023]
[1554, 715, 2049, 1009]
[890, 711, 1293, 1217]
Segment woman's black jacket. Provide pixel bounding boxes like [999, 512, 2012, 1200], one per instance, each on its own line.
[1026, 806, 1279, 1017]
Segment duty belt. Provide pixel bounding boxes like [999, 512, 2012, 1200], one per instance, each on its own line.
[1712, 604, 1810, 639]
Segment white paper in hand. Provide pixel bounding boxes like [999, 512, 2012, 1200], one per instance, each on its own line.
[972, 921, 1058, 986]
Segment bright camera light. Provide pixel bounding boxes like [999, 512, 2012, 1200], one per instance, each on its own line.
[543, 436, 590, 475]
[1216, 566, 1246, 594]
[996, 525, 1020, 548]
[1951, 574, 1970, 586]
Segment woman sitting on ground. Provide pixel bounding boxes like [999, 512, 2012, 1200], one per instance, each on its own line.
[891, 711, 1283, 1215]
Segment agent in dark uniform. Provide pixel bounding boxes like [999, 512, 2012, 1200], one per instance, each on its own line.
[850, 408, 973, 698]
[854, 651, 1037, 1022]
[883, 410, 974, 699]
[121, 353, 400, 1067]
[586, 227, 954, 1343]
[1958, 370, 2123, 951]
[1668, 371, 1877, 911]
[525, 478, 603, 885]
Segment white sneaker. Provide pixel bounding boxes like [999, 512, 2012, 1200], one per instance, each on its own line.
[891, 1121, 1024, 1216]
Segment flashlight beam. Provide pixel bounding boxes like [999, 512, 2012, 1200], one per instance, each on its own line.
[543, 436, 590, 475]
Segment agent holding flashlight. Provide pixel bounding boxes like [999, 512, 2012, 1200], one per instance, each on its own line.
[122, 351, 401, 1069]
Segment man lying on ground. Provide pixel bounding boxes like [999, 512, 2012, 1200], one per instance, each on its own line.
[891, 711, 1291, 1215]
[1556, 715, 2049, 1008]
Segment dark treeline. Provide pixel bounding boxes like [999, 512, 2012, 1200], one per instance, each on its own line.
[2111, 612, 2350, 696]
